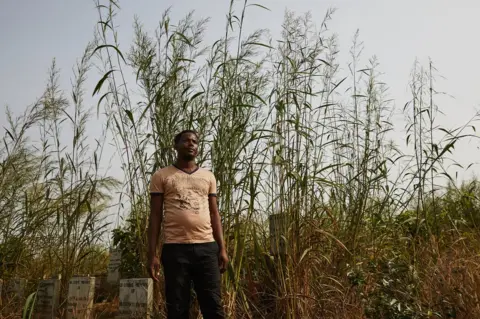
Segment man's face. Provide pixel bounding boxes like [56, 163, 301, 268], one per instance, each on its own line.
[175, 132, 199, 160]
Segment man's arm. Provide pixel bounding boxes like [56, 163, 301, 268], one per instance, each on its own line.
[147, 193, 163, 281]
[209, 195, 228, 273]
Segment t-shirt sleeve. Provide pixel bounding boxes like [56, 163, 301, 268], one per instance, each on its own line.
[209, 173, 217, 197]
[150, 171, 164, 194]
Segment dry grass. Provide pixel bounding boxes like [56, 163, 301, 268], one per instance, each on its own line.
[2, 1, 480, 318]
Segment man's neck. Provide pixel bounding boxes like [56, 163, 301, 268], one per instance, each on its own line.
[175, 158, 197, 170]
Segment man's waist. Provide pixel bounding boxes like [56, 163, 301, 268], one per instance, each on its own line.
[163, 236, 215, 244]
[162, 241, 216, 246]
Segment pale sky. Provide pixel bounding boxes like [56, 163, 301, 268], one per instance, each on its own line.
[2, 0, 480, 229]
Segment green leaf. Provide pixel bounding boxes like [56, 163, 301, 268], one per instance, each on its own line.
[331, 77, 347, 93]
[97, 20, 113, 32]
[317, 59, 332, 67]
[113, 115, 124, 138]
[245, 91, 266, 105]
[178, 58, 195, 63]
[299, 247, 313, 264]
[22, 291, 37, 319]
[243, 42, 273, 50]
[5, 129, 14, 142]
[175, 31, 192, 46]
[93, 69, 115, 96]
[438, 127, 452, 136]
[441, 172, 455, 183]
[124, 108, 134, 126]
[96, 92, 112, 117]
[109, 0, 120, 9]
[189, 91, 205, 102]
[61, 109, 75, 125]
[315, 229, 351, 255]
[91, 44, 126, 64]
[94, 152, 98, 170]
[247, 3, 271, 11]
[438, 142, 455, 158]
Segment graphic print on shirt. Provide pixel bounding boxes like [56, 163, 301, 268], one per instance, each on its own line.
[175, 191, 201, 213]
[165, 174, 210, 214]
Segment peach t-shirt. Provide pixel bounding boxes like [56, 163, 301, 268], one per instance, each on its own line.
[150, 165, 217, 244]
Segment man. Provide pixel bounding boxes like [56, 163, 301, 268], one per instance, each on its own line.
[147, 130, 228, 319]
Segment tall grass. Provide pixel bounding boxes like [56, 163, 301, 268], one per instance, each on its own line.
[2, 0, 480, 318]
[0, 45, 118, 315]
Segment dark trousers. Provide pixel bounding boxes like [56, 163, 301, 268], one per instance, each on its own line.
[161, 242, 225, 319]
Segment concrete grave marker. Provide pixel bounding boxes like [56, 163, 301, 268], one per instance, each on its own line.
[107, 248, 122, 285]
[34, 278, 60, 319]
[117, 278, 153, 319]
[6, 278, 26, 301]
[66, 277, 95, 319]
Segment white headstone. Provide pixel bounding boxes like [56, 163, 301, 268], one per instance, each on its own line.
[34, 278, 60, 319]
[7, 278, 26, 300]
[117, 278, 153, 319]
[107, 249, 122, 284]
[66, 277, 95, 319]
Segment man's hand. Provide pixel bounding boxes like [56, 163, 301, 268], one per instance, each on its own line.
[209, 195, 228, 274]
[148, 255, 160, 282]
[148, 193, 163, 282]
[219, 248, 229, 274]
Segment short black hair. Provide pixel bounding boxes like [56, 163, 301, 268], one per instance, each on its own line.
[174, 130, 198, 145]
